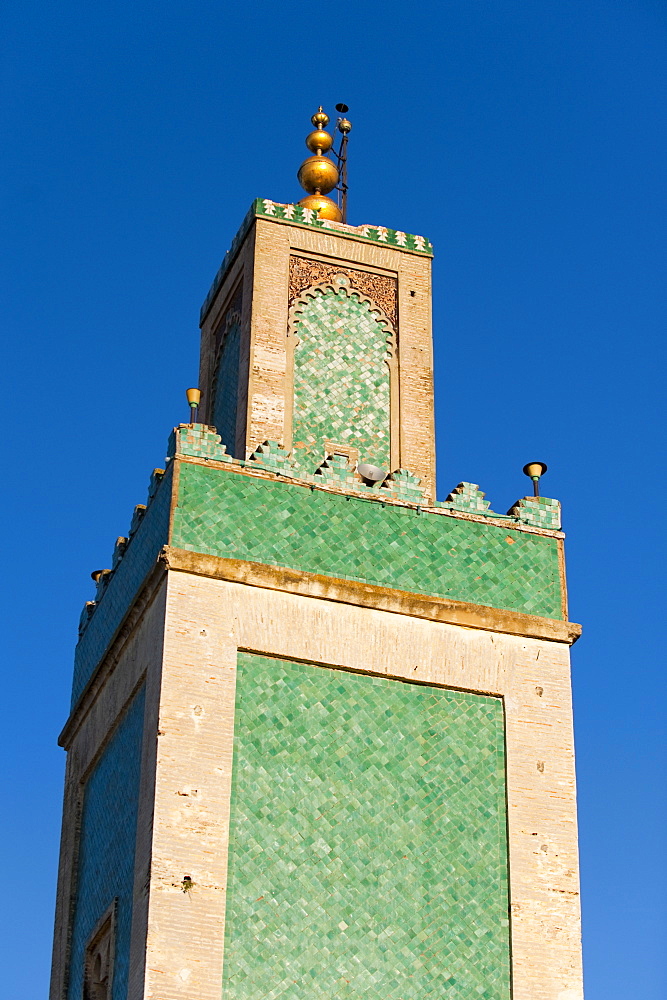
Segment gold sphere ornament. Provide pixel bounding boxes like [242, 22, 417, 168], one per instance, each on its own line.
[297, 154, 339, 195]
[298, 194, 342, 222]
[306, 129, 333, 153]
[311, 107, 329, 129]
[337, 118, 352, 134]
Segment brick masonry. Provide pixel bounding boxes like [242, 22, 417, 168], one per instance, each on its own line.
[50, 580, 169, 1000]
[71, 444, 568, 707]
[53, 510, 582, 1000]
[137, 571, 582, 1000]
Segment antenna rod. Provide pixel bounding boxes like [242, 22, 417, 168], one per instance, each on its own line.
[335, 104, 352, 224]
[338, 134, 348, 223]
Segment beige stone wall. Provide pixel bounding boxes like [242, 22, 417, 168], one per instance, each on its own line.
[198, 216, 436, 497]
[143, 568, 582, 1000]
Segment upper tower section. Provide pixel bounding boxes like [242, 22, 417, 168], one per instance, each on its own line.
[197, 107, 436, 498]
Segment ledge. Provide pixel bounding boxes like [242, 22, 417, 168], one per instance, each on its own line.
[163, 546, 582, 645]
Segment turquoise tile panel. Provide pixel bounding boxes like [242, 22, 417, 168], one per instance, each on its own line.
[212, 319, 241, 456]
[72, 464, 172, 706]
[172, 463, 563, 619]
[223, 655, 510, 1000]
[67, 685, 145, 1000]
[292, 284, 390, 472]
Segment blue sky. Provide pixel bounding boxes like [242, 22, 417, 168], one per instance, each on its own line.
[1, 1, 665, 997]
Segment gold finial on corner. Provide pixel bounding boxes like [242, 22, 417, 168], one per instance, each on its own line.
[297, 106, 342, 222]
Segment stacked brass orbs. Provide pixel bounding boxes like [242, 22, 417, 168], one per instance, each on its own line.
[297, 108, 342, 222]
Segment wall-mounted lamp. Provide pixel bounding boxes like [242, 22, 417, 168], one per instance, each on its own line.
[186, 388, 201, 424]
[523, 461, 548, 497]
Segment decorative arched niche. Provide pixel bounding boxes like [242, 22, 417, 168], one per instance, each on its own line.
[285, 273, 397, 474]
[210, 300, 242, 456]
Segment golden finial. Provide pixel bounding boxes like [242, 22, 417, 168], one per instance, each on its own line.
[297, 106, 342, 222]
[311, 107, 329, 129]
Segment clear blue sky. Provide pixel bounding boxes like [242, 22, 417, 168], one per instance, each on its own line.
[1, 1, 665, 997]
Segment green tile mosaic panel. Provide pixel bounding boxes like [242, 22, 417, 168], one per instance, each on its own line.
[172, 463, 563, 618]
[213, 319, 241, 456]
[223, 654, 510, 1000]
[68, 685, 145, 1000]
[292, 284, 391, 472]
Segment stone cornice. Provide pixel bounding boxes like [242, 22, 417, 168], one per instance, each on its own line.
[163, 546, 582, 645]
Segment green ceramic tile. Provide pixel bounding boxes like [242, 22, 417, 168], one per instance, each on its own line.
[171, 463, 563, 619]
[223, 655, 510, 1000]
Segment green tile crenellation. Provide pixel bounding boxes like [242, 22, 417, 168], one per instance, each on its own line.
[291, 280, 391, 472]
[172, 461, 564, 619]
[223, 654, 511, 1000]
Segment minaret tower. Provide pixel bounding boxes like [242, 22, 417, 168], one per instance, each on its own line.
[51, 109, 584, 1000]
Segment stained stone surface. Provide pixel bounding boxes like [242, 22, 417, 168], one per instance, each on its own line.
[222, 654, 510, 1000]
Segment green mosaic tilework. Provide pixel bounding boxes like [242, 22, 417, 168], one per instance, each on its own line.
[444, 482, 491, 514]
[292, 285, 390, 472]
[249, 440, 300, 477]
[213, 319, 241, 455]
[68, 685, 145, 1000]
[72, 463, 173, 706]
[172, 462, 564, 619]
[383, 468, 426, 501]
[223, 654, 510, 1000]
[169, 423, 234, 463]
[508, 495, 562, 530]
